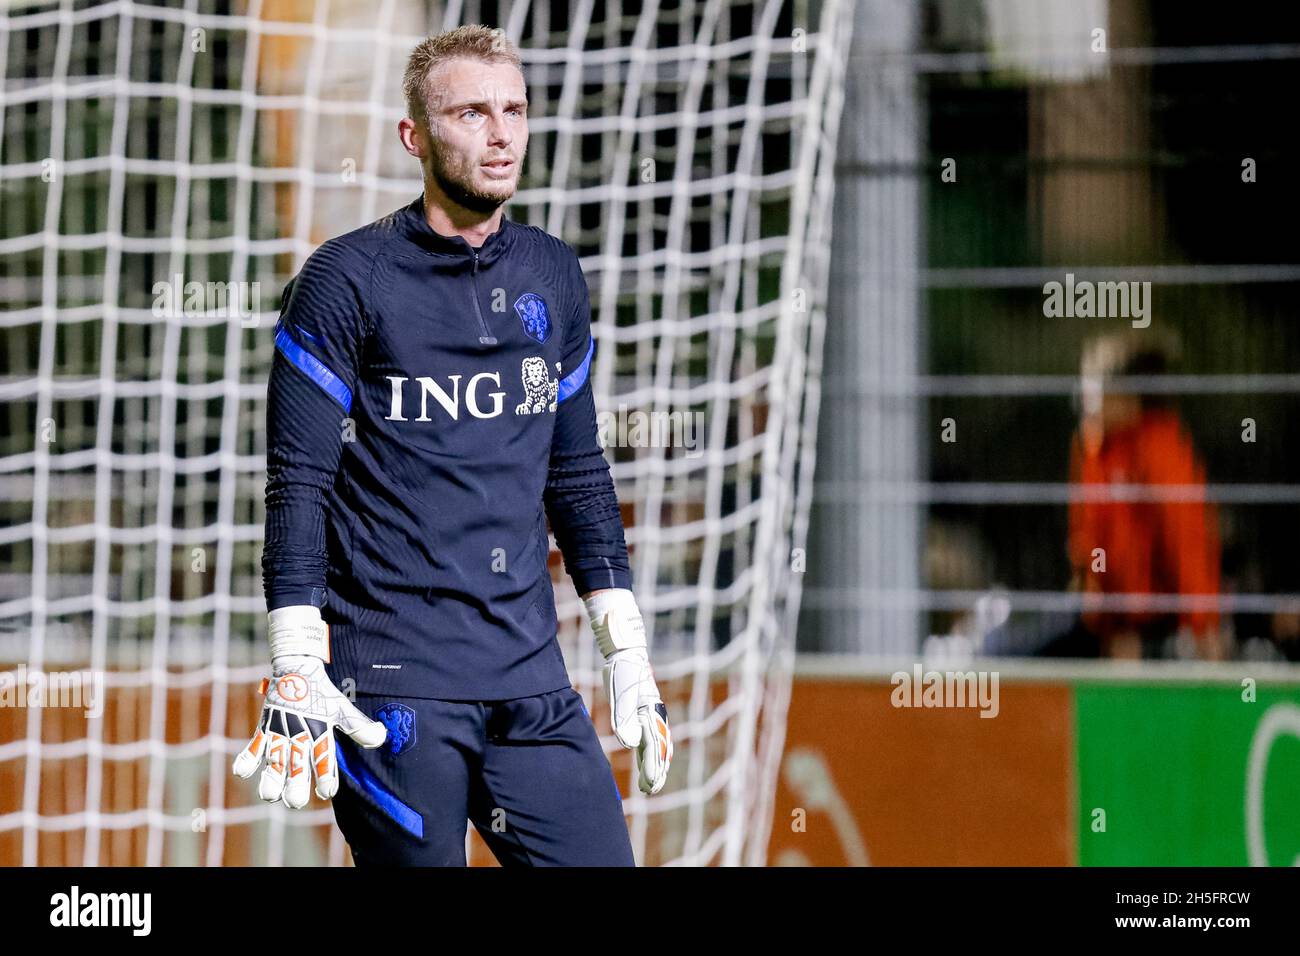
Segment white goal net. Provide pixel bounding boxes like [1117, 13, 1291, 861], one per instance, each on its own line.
[0, 0, 853, 866]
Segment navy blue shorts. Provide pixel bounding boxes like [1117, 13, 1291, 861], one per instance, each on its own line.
[331, 685, 635, 866]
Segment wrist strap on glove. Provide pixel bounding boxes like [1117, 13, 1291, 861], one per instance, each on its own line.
[583, 588, 646, 658]
[268, 605, 331, 662]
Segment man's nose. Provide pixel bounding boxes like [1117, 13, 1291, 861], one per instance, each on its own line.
[487, 112, 511, 144]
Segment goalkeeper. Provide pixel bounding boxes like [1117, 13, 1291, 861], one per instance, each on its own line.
[232, 25, 671, 866]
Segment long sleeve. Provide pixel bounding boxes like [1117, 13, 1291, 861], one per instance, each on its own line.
[262, 241, 370, 611]
[1147, 417, 1221, 636]
[543, 252, 633, 595]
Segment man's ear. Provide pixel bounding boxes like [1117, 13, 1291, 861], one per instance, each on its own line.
[398, 116, 426, 159]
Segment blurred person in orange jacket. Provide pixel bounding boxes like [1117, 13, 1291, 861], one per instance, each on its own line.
[1067, 332, 1228, 661]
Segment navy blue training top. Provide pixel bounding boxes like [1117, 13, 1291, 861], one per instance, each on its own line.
[262, 194, 632, 700]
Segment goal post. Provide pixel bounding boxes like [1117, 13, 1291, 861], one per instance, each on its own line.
[0, 0, 854, 866]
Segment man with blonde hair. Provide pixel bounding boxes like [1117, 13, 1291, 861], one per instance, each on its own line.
[234, 25, 671, 866]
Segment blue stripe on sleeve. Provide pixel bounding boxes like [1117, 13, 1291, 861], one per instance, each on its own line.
[274, 323, 353, 413]
[558, 337, 595, 403]
[334, 741, 424, 838]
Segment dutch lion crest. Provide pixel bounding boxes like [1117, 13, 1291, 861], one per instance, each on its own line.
[375, 702, 417, 757]
[514, 292, 551, 344]
[516, 357, 559, 415]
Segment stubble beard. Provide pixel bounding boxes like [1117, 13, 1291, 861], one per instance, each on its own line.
[427, 132, 519, 215]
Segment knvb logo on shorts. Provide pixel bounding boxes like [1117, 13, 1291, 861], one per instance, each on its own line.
[375, 702, 417, 756]
[514, 292, 551, 343]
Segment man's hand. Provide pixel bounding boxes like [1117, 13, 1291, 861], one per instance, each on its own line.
[584, 589, 672, 795]
[232, 606, 387, 808]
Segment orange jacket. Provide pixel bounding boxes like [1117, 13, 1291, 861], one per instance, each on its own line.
[1068, 408, 1220, 637]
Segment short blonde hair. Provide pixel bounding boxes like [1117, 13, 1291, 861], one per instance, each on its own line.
[402, 25, 524, 126]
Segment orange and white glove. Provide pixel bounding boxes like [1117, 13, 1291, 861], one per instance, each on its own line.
[232, 606, 387, 808]
[585, 588, 672, 795]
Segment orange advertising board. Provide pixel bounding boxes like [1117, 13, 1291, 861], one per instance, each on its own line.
[767, 677, 1075, 866]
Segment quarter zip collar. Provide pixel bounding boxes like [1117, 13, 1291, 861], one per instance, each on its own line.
[398, 193, 514, 264]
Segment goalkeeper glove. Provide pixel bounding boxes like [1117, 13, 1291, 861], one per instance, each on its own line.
[232, 605, 387, 809]
[585, 588, 672, 795]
